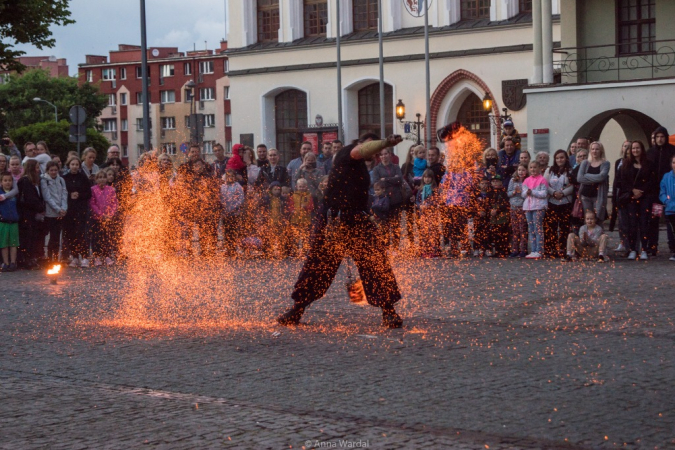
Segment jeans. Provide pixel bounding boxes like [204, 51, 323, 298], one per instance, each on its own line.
[525, 209, 546, 253]
[667, 215, 675, 254]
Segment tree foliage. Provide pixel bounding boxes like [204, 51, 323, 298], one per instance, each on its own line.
[8, 120, 110, 164]
[0, 0, 75, 72]
[0, 69, 108, 133]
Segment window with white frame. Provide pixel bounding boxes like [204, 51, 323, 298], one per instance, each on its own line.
[102, 68, 116, 80]
[224, 59, 229, 73]
[184, 62, 192, 75]
[121, 119, 128, 131]
[224, 86, 230, 99]
[225, 140, 232, 152]
[136, 118, 144, 130]
[161, 117, 176, 129]
[136, 66, 142, 78]
[203, 141, 214, 154]
[160, 90, 175, 104]
[200, 87, 215, 101]
[136, 92, 151, 104]
[120, 93, 127, 105]
[185, 88, 193, 103]
[122, 145, 128, 157]
[160, 64, 175, 77]
[103, 119, 117, 132]
[225, 114, 232, 126]
[108, 93, 116, 106]
[120, 67, 127, 80]
[163, 143, 177, 155]
[199, 61, 214, 74]
[184, 115, 191, 128]
[204, 114, 216, 127]
[86, 70, 93, 82]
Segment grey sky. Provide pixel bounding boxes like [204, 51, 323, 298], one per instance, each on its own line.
[11, 0, 228, 76]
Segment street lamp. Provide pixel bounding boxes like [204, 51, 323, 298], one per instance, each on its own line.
[33, 97, 58, 122]
[396, 99, 423, 145]
[482, 93, 511, 126]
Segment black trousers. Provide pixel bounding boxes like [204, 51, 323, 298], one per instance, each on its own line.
[489, 222, 511, 256]
[442, 206, 469, 254]
[544, 202, 573, 257]
[291, 210, 401, 308]
[62, 210, 88, 259]
[18, 217, 45, 264]
[44, 217, 63, 260]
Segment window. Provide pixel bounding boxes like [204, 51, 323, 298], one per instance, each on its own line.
[120, 93, 127, 105]
[135, 66, 151, 78]
[224, 59, 229, 73]
[357, 83, 393, 138]
[457, 93, 490, 144]
[353, 0, 378, 31]
[257, 0, 280, 42]
[275, 89, 307, 166]
[185, 88, 194, 103]
[103, 119, 117, 132]
[199, 61, 214, 74]
[519, 0, 532, 13]
[205, 114, 216, 127]
[203, 141, 215, 154]
[200, 88, 215, 101]
[618, 0, 655, 54]
[461, 0, 491, 20]
[120, 67, 127, 80]
[160, 90, 176, 104]
[184, 62, 192, 75]
[102, 68, 116, 80]
[137, 144, 145, 155]
[184, 115, 191, 128]
[121, 119, 128, 131]
[224, 86, 231, 99]
[136, 92, 151, 104]
[160, 64, 175, 77]
[122, 145, 128, 157]
[136, 118, 144, 131]
[108, 93, 117, 106]
[161, 117, 176, 129]
[225, 114, 232, 126]
[304, 0, 328, 37]
[86, 70, 93, 82]
[163, 143, 177, 155]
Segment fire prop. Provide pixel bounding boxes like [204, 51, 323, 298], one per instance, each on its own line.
[47, 264, 62, 285]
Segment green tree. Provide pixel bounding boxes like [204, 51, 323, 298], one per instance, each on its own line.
[0, 69, 108, 132]
[9, 120, 110, 164]
[0, 0, 74, 73]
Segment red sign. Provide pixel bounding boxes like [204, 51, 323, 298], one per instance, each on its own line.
[533, 128, 550, 134]
[322, 131, 338, 143]
[302, 133, 319, 154]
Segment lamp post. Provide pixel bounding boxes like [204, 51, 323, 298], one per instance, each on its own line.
[186, 80, 196, 143]
[33, 98, 58, 122]
[396, 99, 423, 145]
[482, 93, 511, 146]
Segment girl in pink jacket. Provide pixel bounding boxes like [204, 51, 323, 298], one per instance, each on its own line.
[521, 161, 549, 259]
[89, 171, 119, 266]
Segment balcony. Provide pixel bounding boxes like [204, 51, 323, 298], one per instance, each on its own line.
[555, 40, 675, 85]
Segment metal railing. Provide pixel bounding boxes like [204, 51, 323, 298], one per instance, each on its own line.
[554, 39, 675, 84]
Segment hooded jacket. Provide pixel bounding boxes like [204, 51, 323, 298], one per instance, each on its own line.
[659, 171, 675, 215]
[647, 126, 675, 182]
[40, 173, 68, 218]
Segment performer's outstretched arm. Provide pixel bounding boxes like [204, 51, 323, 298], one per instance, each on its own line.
[350, 135, 402, 160]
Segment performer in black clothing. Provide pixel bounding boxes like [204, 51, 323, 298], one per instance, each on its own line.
[278, 133, 404, 328]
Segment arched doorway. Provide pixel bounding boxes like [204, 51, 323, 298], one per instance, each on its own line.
[456, 92, 491, 145]
[275, 89, 308, 165]
[358, 83, 393, 138]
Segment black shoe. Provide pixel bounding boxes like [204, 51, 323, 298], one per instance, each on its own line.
[7, 263, 17, 272]
[277, 304, 305, 326]
[382, 306, 403, 329]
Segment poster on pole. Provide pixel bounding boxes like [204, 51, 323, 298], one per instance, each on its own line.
[403, 0, 432, 17]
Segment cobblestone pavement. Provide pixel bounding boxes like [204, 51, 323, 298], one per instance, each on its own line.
[1, 230, 674, 449]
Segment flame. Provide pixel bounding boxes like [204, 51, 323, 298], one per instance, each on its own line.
[47, 264, 62, 275]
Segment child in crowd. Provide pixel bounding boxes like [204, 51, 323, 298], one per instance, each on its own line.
[522, 161, 549, 259]
[412, 145, 427, 183]
[488, 175, 511, 257]
[9, 156, 23, 181]
[473, 176, 492, 256]
[62, 157, 92, 268]
[288, 178, 314, 256]
[565, 209, 608, 262]
[500, 120, 522, 150]
[315, 175, 329, 215]
[508, 164, 529, 257]
[261, 181, 289, 258]
[41, 161, 68, 262]
[659, 154, 675, 261]
[220, 169, 245, 256]
[416, 169, 440, 257]
[370, 181, 390, 225]
[89, 171, 119, 266]
[0, 172, 20, 271]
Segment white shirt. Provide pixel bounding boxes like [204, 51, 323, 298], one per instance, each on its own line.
[23, 153, 52, 173]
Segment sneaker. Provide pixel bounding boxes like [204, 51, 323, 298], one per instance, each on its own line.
[94, 258, 103, 267]
[518, 251, 528, 258]
[105, 257, 114, 266]
[7, 262, 17, 272]
[473, 250, 480, 257]
[597, 255, 606, 263]
[639, 251, 648, 260]
[508, 252, 519, 258]
[563, 254, 574, 262]
[627, 251, 637, 260]
[80, 258, 90, 268]
[614, 243, 625, 252]
[382, 306, 403, 329]
[670, 254, 675, 262]
[277, 305, 305, 326]
[525, 252, 541, 259]
[69, 259, 80, 268]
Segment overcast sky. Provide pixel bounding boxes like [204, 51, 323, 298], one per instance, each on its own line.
[11, 0, 228, 76]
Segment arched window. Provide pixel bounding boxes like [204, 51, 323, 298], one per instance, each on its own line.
[353, 0, 378, 32]
[358, 83, 393, 138]
[457, 93, 491, 144]
[304, 0, 328, 37]
[461, 0, 491, 20]
[275, 90, 308, 165]
[257, 0, 280, 43]
[519, 0, 532, 13]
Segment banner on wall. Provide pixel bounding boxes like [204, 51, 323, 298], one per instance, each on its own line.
[302, 133, 319, 154]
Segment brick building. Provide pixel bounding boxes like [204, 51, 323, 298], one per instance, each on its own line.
[78, 42, 231, 166]
[0, 56, 69, 82]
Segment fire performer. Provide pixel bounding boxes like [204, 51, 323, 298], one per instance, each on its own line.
[277, 133, 404, 328]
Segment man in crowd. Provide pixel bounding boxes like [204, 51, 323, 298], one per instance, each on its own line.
[258, 148, 289, 188]
[647, 126, 675, 256]
[576, 137, 590, 151]
[16, 141, 51, 172]
[211, 143, 229, 179]
[332, 140, 343, 156]
[100, 145, 129, 175]
[287, 141, 312, 189]
[427, 146, 446, 185]
[536, 151, 550, 169]
[256, 144, 269, 169]
[317, 141, 333, 173]
[498, 137, 520, 187]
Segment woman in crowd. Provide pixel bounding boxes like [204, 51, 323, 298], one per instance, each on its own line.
[371, 147, 404, 250]
[508, 164, 529, 257]
[610, 140, 631, 251]
[89, 171, 118, 266]
[62, 157, 92, 268]
[41, 161, 68, 262]
[519, 150, 531, 167]
[0, 154, 7, 172]
[242, 146, 261, 190]
[567, 142, 578, 168]
[36, 141, 50, 155]
[81, 147, 100, 181]
[544, 150, 574, 258]
[618, 140, 657, 260]
[9, 155, 23, 182]
[482, 147, 501, 180]
[577, 141, 610, 223]
[17, 160, 45, 269]
[569, 147, 589, 233]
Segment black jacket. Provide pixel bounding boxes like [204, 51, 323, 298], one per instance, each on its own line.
[647, 126, 675, 181]
[17, 177, 45, 220]
[618, 159, 658, 204]
[62, 171, 92, 217]
[258, 165, 290, 188]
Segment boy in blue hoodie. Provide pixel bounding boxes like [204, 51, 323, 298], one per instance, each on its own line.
[0, 172, 20, 271]
[659, 154, 675, 261]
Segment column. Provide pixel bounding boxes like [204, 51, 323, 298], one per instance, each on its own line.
[532, 0, 543, 84]
[542, 0, 554, 84]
